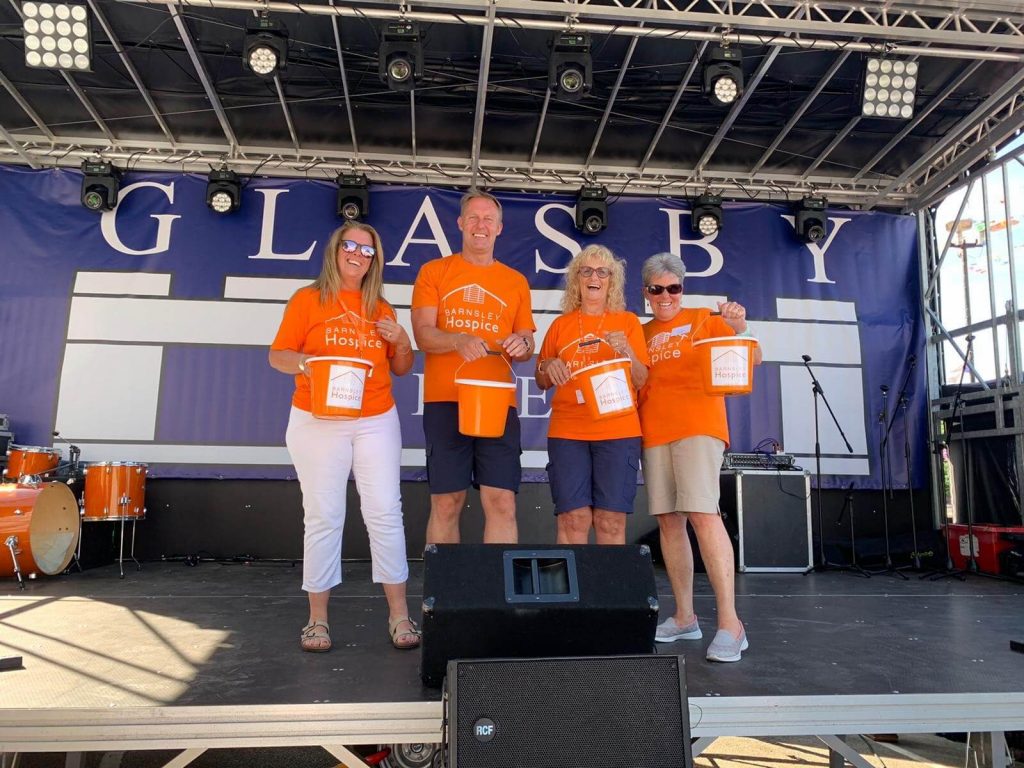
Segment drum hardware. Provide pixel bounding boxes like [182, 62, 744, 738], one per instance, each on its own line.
[81, 461, 147, 578]
[5, 533, 25, 588]
[1, 482, 79, 586]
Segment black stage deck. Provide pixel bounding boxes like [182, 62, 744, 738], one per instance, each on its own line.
[2, 561, 1023, 753]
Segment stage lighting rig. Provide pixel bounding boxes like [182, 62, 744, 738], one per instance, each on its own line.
[80, 158, 120, 212]
[795, 196, 828, 243]
[337, 173, 369, 221]
[379, 21, 422, 92]
[243, 15, 287, 78]
[574, 185, 607, 234]
[206, 168, 241, 214]
[548, 32, 592, 101]
[21, 2, 91, 72]
[702, 45, 743, 107]
[691, 193, 723, 236]
[862, 57, 918, 119]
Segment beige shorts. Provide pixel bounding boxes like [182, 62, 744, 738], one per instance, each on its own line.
[643, 435, 726, 516]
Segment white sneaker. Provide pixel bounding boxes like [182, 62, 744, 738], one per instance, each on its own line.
[655, 616, 703, 642]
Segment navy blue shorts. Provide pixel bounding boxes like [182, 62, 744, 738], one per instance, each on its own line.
[423, 402, 522, 494]
[546, 436, 642, 515]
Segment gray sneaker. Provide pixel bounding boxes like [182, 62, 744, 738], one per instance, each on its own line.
[706, 628, 748, 662]
[655, 616, 703, 642]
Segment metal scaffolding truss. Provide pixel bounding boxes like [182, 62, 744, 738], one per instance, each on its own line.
[0, 0, 1022, 208]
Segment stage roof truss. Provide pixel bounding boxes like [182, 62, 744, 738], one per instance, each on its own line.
[0, 0, 1021, 209]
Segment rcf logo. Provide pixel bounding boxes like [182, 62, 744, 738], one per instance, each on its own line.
[472, 717, 496, 742]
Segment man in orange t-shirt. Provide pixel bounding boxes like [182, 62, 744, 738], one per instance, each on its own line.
[411, 191, 536, 544]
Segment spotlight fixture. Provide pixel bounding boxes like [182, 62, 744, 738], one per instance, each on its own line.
[80, 158, 120, 212]
[243, 15, 287, 79]
[795, 196, 828, 243]
[574, 185, 607, 234]
[862, 57, 918, 119]
[378, 20, 422, 92]
[336, 173, 369, 221]
[21, 2, 91, 72]
[548, 32, 592, 101]
[702, 45, 743, 107]
[206, 168, 241, 214]
[691, 193, 723, 236]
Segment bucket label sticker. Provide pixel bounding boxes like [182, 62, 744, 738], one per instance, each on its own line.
[575, 389, 585, 404]
[326, 363, 367, 408]
[710, 345, 749, 387]
[589, 369, 632, 414]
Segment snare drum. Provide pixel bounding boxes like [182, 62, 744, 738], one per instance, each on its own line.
[0, 482, 79, 577]
[83, 462, 147, 521]
[4, 445, 61, 480]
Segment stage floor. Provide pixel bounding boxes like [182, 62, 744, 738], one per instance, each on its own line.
[2, 560, 1023, 752]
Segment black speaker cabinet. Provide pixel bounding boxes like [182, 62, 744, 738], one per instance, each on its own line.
[446, 654, 693, 768]
[719, 470, 813, 573]
[420, 544, 658, 687]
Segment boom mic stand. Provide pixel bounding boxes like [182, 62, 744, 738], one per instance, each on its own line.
[836, 481, 870, 577]
[885, 356, 928, 570]
[801, 355, 856, 571]
[871, 386, 909, 579]
[932, 335, 984, 581]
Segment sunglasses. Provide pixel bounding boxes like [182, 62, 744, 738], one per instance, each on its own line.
[579, 266, 611, 278]
[340, 239, 377, 259]
[646, 284, 683, 295]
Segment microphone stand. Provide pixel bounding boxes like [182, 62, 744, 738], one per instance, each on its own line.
[871, 386, 909, 579]
[932, 335, 982, 581]
[802, 355, 856, 571]
[885, 356, 927, 570]
[836, 481, 870, 577]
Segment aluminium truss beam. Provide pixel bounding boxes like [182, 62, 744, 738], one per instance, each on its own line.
[328, 0, 359, 158]
[113, 0, 1024, 62]
[639, 41, 705, 172]
[0, 122, 40, 167]
[469, 0, 497, 186]
[0, 71, 55, 141]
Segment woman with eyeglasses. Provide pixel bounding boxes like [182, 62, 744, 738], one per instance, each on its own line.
[638, 252, 759, 663]
[535, 244, 650, 545]
[269, 223, 420, 653]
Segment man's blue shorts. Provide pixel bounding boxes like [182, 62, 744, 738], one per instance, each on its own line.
[546, 436, 642, 515]
[423, 402, 522, 494]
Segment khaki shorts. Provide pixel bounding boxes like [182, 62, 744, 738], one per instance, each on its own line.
[643, 435, 726, 515]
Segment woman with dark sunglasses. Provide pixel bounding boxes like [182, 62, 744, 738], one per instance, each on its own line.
[638, 252, 760, 663]
[535, 244, 650, 545]
[269, 222, 420, 653]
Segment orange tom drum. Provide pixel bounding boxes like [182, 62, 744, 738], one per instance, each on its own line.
[4, 445, 61, 480]
[0, 482, 79, 578]
[83, 462, 147, 521]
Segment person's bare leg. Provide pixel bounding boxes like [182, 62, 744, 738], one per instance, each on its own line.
[556, 507, 592, 544]
[593, 509, 626, 545]
[426, 490, 467, 544]
[479, 485, 518, 543]
[657, 512, 697, 626]
[688, 511, 742, 635]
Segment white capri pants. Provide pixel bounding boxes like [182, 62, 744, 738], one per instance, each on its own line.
[285, 405, 410, 593]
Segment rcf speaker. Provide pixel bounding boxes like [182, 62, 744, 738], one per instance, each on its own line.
[420, 544, 658, 687]
[445, 654, 692, 768]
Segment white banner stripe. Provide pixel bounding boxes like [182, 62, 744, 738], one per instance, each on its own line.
[73, 272, 172, 296]
[776, 298, 857, 322]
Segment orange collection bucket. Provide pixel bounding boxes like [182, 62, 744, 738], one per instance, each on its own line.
[454, 354, 517, 437]
[571, 356, 635, 420]
[693, 336, 758, 396]
[306, 356, 373, 419]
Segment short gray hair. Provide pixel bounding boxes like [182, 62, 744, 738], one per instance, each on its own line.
[641, 252, 686, 288]
[460, 189, 503, 221]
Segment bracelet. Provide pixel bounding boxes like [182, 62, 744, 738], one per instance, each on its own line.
[736, 326, 752, 337]
[536, 358, 547, 375]
[297, 356, 307, 374]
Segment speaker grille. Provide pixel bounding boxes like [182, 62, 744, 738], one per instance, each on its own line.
[449, 655, 689, 768]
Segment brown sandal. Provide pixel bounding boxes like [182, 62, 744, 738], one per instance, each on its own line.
[300, 621, 331, 652]
[388, 616, 421, 650]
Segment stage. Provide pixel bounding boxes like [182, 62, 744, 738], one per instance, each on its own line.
[1, 561, 1023, 765]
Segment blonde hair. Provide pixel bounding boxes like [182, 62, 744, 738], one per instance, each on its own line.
[560, 244, 627, 314]
[312, 222, 388, 317]
[460, 189, 503, 221]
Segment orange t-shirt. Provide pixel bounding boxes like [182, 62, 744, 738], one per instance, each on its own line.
[271, 286, 398, 417]
[411, 253, 535, 403]
[638, 308, 739, 449]
[539, 310, 650, 441]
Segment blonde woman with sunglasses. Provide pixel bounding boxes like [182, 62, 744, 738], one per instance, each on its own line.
[637, 252, 760, 663]
[269, 223, 420, 654]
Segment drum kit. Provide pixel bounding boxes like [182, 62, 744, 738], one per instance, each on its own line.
[1, 436, 148, 587]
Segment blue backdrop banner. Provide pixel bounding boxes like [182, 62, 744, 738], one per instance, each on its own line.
[0, 166, 924, 488]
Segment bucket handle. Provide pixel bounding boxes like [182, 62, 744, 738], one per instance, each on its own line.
[559, 335, 618, 364]
[454, 350, 515, 383]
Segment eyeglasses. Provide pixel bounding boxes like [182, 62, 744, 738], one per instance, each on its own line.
[646, 284, 683, 295]
[579, 266, 611, 278]
[340, 239, 377, 259]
